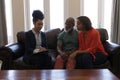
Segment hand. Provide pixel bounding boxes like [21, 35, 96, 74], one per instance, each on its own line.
[39, 47, 47, 52]
[69, 52, 77, 59]
[60, 53, 69, 61]
[69, 50, 87, 59]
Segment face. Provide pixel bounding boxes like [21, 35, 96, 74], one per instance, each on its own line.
[76, 20, 84, 31]
[65, 23, 72, 32]
[34, 20, 43, 32]
[65, 19, 74, 32]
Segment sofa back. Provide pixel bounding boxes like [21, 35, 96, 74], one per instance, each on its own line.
[96, 28, 108, 43]
[45, 28, 61, 49]
[17, 28, 61, 50]
[17, 31, 26, 45]
[17, 28, 108, 49]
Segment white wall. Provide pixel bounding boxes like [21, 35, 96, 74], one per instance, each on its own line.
[11, 0, 80, 42]
[69, 0, 80, 19]
[12, 0, 25, 42]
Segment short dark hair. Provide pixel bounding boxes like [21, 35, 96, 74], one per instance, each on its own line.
[32, 10, 44, 23]
[77, 16, 93, 31]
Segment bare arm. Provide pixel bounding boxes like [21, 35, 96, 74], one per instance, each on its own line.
[69, 50, 88, 59]
[57, 42, 64, 56]
[57, 42, 68, 61]
[76, 50, 88, 54]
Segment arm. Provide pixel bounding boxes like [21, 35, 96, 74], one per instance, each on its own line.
[57, 41, 68, 60]
[25, 31, 35, 55]
[57, 33, 68, 60]
[57, 41, 64, 55]
[69, 30, 100, 58]
[69, 50, 88, 59]
[57, 33, 64, 55]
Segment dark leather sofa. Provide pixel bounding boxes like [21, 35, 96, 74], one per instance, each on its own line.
[0, 28, 120, 72]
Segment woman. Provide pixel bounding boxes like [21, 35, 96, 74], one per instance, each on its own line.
[23, 10, 51, 69]
[68, 16, 108, 69]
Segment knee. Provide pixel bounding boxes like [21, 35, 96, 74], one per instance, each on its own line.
[75, 54, 83, 64]
[76, 54, 82, 61]
[82, 53, 92, 60]
[56, 55, 63, 62]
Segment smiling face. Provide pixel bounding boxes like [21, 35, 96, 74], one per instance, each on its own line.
[33, 19, 43, 33]
[65, 17, 75, 32]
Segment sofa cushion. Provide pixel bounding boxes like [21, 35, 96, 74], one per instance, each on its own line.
[45, 28, 61, 49]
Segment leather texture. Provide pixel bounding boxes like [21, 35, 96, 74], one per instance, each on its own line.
[96, 28, 108, 42]
[0, 28, 120, 71]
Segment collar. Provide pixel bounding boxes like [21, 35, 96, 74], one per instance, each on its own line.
[32, 28, 41, 35]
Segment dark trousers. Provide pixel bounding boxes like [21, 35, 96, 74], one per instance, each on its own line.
[76, 52, 107, 69]
[24, 52, 52, 69]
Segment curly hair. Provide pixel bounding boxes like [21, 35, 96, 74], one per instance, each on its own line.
[32, 10, 44, 23]
[77, 16, 93, 31]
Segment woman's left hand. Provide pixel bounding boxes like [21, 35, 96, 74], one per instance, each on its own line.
[69, 50, 83, 59]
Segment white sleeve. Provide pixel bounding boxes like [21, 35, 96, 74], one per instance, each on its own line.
[33, 49, 40, 54]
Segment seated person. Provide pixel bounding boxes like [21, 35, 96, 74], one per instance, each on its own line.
[23, 10, 52, 69]
[54, 17, 78, 69]
[68, 16, 108, 69]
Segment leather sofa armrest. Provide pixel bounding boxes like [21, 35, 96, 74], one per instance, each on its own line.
[6, 43, 25, 60]
[0, 46, 13, 70]
[103, 41, 120, 73]
[103, 41, 120, 55]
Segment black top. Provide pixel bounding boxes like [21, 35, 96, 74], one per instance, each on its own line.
[24, 30, 48, 58]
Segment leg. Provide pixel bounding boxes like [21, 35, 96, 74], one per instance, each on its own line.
[82, 53, 93, 68]
[76, 53, 93, 69]
[66, 57, 76, 70]
[26, 52, 51, 69]
[54, 55, 64, 69]
[76, 54, 83, 69]
[30, 53, 46, 69]
[93, 52, 107, 65]
[42, 52, 52, 69]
